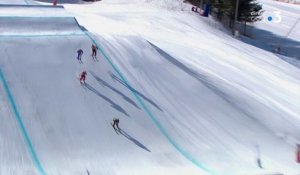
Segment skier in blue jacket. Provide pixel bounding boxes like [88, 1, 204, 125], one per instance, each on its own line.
[77, 49, 83, 63]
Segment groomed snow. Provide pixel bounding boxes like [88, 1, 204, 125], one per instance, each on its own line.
[249, 0, 300, 63]
[0, 5, 71, 17]
[0, 0, 299, 175]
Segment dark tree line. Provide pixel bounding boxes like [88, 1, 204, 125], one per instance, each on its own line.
[187, 0, 264, 35]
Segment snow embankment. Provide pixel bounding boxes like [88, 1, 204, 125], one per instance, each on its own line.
[98, 33, 300, 175]
[65, 1, 300, 174]
[0, 5, 82, 35]
[250, 0, 300, 63]
[0, 6, 201, 174]
[0, 0, 299, 174]
[0, 5, 70, 17]
[0, 17, 83, 35]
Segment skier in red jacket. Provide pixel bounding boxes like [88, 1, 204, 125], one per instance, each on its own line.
[80, 71, 87, 84]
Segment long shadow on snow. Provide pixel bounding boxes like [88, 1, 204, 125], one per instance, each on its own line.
[147, 41, 292, 134]
[108, 72, 163, 112]
[119, 128, 151, 152]
[85, 83, 130, 117]
[90, 71, 141, 110]
[242, 26, 300, 59]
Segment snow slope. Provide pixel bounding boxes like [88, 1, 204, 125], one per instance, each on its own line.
[0, 0, 300, 175]
[0, 26, 201, 175]
[0, 5, 70, 18]
[249, 0, 300, 61]
[0, 0, 27, 4]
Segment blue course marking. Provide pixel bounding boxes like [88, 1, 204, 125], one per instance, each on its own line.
[0, 69, 46, 175]
[0, 13, 217, 174]
[24, 0, 29, 5]
[82, 31, 219, 175]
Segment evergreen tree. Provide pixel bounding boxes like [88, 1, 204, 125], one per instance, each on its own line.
[210, 0, 263, 33]
[210, 0, 236, 27]
[239, 0, 263, 34]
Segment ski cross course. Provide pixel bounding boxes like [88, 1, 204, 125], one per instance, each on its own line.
[0, 33, 85, 38]
[81, 25, 218, 175]
[0, 4, 216, 175]
[0, 69, 46, 175]
[1, 0, 300, 174]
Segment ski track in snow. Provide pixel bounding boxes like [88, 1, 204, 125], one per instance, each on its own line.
[0, 0, 300, 175]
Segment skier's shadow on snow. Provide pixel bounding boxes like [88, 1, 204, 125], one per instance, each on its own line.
[108, 72, 163, 112]
[90, 71, 141, 110]
[85, 83, 130, 117]
[119, 128, 151, 152]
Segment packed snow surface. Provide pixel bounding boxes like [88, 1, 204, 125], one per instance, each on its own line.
[0, 0, 299, 175]
[250, 0, 300, 62]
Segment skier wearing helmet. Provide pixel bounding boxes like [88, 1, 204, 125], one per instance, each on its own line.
[80, 71, 87, 84]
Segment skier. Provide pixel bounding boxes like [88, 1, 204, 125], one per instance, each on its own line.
[53, 0, 57, 6]
[91, 44, 98, 61]
[112, 118, 120, 131]
[79, 71, 87, 84]
[77, 49, 83, 63]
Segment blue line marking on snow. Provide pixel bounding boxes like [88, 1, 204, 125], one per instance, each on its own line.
[82, 31, 219, 175]
[0, 69, 46, 175]
[0, 14, 217, 174]
[23, 0, 29, 5]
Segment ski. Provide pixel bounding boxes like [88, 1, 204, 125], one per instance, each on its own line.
[111, 123, 119, 135]
[92, 56, 99, 62]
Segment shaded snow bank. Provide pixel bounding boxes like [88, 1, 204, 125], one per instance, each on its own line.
[1, 0, 299, 174]
[0, 17, 83, 35]
[0, 4, 71, 17]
